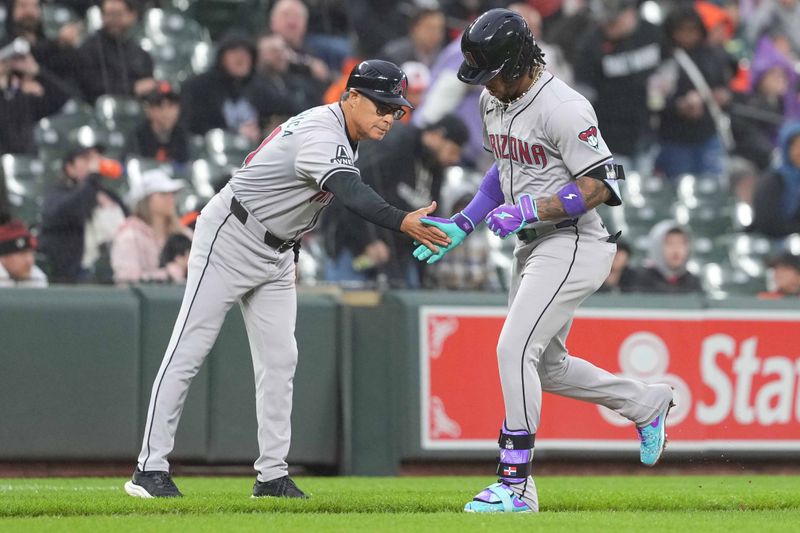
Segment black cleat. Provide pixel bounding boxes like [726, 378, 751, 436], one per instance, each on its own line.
[124, 468, 183, 498]
[252, 475, 308, 498]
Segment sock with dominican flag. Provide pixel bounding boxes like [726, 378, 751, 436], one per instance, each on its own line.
[497, 423, 534, 485]
[496, 422, 539, 511]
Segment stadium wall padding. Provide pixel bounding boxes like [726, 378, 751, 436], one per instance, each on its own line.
[0, 287, 339, 467]
[1, 288, 797, 473]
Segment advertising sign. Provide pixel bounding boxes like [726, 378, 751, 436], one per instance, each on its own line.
[421, 307, 800, 451]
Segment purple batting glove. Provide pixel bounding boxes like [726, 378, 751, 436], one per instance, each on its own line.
[485, 195, 538, 238]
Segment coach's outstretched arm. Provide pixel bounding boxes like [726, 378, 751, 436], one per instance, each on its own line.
[323, 170, 450, 252]
[411, 163, 504, 264]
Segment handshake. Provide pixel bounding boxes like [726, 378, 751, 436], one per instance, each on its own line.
[412, 195, 538, 264]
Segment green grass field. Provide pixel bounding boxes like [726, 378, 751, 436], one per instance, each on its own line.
[2, 476, 799, 532]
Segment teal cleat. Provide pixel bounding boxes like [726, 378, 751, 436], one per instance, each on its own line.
[637, 401, 675, 466]
[463, 482, 533, 513]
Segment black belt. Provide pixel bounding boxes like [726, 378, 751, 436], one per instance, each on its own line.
[229, 196, 297, 253]
[517, 218, 579, 244]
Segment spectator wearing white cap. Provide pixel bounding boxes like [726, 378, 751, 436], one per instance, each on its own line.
[399, 61, 430, 123]
[111, 169, 191, 284]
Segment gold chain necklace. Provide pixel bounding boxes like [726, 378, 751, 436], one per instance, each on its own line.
[506, 66, 545, 106]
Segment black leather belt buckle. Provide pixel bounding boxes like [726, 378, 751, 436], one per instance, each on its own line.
[264, 230, 295, 253]
[276, 240, 296, 253]
[556, 217, 579, 229]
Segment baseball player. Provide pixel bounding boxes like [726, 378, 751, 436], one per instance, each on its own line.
[413, 9, 674, 513]
[124, 59, 450, 499]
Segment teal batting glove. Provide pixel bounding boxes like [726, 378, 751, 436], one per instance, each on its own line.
[411, 212, 475, 264]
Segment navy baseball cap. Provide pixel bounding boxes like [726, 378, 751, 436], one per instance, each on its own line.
[346, 60, 413, 108]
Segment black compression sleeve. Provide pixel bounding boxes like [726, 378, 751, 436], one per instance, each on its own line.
[322, 171, 408, 231]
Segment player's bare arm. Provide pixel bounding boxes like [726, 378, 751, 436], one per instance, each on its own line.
[535, 176, 611, 221]
[400, 202, 451, 252]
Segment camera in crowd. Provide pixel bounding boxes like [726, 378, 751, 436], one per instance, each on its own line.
[0, 37, 31, 63]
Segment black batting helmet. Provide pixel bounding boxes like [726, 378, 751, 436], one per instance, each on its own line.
[457, 8, 545, 86]
[346, 59, 413, 108]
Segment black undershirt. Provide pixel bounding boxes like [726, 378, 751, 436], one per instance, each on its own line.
[323, 170, 407, 231]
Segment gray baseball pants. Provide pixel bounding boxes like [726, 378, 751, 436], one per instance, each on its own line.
[500, 217, 673, 508]
[136, 187, 297, 483]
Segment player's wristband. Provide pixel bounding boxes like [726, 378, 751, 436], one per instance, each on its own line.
[557, 182, 588, 217]
[451, 211, 475, 234]
[519, 194, 539, 223]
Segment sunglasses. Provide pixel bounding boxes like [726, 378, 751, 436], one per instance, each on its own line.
[357, 92, 406, 120]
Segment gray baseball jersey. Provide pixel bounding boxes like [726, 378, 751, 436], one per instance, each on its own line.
[479, 72, 619, 226]
[132, 103, 362, 489]
[230, 103, 359, 240]
[482, 72, 672, 510]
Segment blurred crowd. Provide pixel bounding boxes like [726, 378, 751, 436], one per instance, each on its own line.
[0, 0, 799, 298]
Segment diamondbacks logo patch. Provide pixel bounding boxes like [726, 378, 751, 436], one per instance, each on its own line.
[578, 126, 600, 150]
[331, 145, 354, 166]
[391, 77, 408, 96]
[464, 51, 478, 67]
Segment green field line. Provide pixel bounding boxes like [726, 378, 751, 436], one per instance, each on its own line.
[3, 510, 800, 533]
[1, 475, 799, 531]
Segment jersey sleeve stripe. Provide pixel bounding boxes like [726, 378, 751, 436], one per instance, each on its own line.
[319, 166, 360, 189]
[573, 157, 613, 179]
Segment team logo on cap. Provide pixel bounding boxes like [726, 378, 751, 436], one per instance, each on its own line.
[464, 51, 478, 67]
[578, 126, 600, 150]
[391, 77, 408, 96]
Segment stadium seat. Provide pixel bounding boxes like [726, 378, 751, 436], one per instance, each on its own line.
[1, 154, 46, 187]
[99, 128, 128, 161]
[142, 8, 210, 45]
[188, 135, 208, 161]
[6, 194, 43, 228]
[675, 173, 728, 209]
[95, 95, 144, 136]
[190, 41, 213, 75]
[727, 233, 772, 262]
[84, 5, 102, 34]
[691, 235, 728, 265]
[625, 171, 676, 207]
[701, 261, 767, 297]
[731, 201, 754, 230]
[771, 233, 800, 257]
[622, 198, 673, 247]
[125, 157, 167, 186]
[191, 0, 262, 39]
[167, 0, 194, 12]
[35, 100, 97, 163]
[190, 159, 232, 199]
[142, 37, 199, 86]
[0, 5, 6, 41]
[2, 155, 47, 227]
[42, 3, 80, 40]
[673, 201, 735, 236]
[139, 8, 212, 85]
[204, 129, 254, 166]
